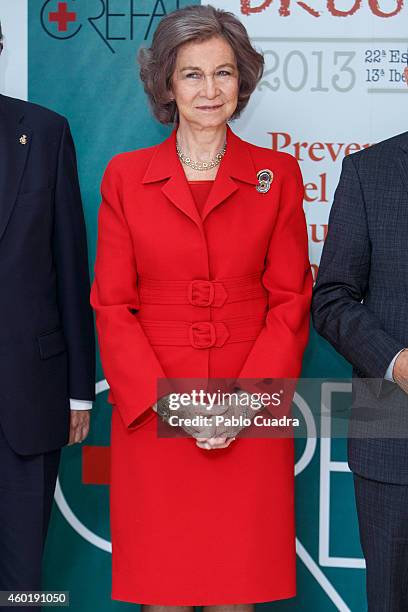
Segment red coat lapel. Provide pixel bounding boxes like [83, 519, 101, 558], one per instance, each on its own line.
[201, 125, 258, 222]
[142, 124, 258, 228]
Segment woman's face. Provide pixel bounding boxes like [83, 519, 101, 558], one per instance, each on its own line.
[169, 36, 239, 130]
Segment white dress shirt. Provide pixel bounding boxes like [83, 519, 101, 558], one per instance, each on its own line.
[70, 399, 92, 410]
[384, 349, 405, 382]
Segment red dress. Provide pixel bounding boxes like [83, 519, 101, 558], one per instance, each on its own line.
[91, 126, 312, 605]
[188, 179, 214, 217]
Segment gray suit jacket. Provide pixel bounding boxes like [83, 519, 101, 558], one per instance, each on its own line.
[312, 130, 408, 484]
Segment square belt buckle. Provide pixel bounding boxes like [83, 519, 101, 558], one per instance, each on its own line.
[189, 321, 216, 348]
[188, 280, 215, 307]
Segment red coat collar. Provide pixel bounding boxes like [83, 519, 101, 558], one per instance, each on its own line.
[141, 124, 258, 228]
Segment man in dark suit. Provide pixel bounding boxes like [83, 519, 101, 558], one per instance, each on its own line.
[0, 22, 95, 608]
[312, 66, 408, 612]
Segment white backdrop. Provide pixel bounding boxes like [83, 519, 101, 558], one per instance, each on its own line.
[0, 0, 27, 100]
[209, 0, 408, 279]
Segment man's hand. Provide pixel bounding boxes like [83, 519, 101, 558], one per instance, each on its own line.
[393, 349, 408, 394]
[68, 410, 91, 445]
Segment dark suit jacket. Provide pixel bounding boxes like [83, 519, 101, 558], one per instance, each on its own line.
[0, 94, 95, 455]
[312, 131, 408, 484]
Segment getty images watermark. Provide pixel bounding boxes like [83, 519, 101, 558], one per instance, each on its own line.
[146, 377, 408, 439]
[161, 388, 299, 429]
[152, 378, 300, 438]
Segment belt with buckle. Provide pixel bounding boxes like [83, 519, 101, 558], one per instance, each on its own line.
[137, 271, 267, 308]
[138, 315, 265, 349]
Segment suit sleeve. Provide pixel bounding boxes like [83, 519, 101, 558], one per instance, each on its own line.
[54, 118, 95, 401]
[312, 153, 405, 396]
[236, 155, 312, 390]
[90, 157, 167, 428]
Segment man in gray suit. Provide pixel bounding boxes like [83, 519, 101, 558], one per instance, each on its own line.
[312, 66, 408, 611]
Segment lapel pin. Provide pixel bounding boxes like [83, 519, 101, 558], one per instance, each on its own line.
[256, 169, 273, 193]
[19, 134, 28, 145]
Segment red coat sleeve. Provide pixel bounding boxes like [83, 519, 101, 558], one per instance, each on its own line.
[236, 154, 312, 391]
[90, 157, 166, 428]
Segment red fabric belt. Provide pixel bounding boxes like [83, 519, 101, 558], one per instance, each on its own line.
[137, 272, 267, 308]
[139, 315, 265, 349]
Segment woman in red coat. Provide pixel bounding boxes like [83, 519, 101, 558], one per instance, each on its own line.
[91, 4, 312, 609]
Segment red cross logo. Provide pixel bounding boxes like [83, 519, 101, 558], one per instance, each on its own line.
[82, 446, 111, 485]
[49, 2, 76, 32]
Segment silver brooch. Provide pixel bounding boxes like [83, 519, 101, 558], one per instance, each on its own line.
[256, 169, 273, 193]
[19, 134, 28, 145]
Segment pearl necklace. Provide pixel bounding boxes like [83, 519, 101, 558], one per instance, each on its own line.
[176, 139, 227, 171]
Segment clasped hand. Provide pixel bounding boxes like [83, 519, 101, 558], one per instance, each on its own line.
[196, 390, 263, 449]
[153, 390, 263, 450]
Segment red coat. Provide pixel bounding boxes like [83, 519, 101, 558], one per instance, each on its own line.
[90, 124, 312, 605]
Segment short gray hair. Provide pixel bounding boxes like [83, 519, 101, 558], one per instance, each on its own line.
[137, 4, 264, 125]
